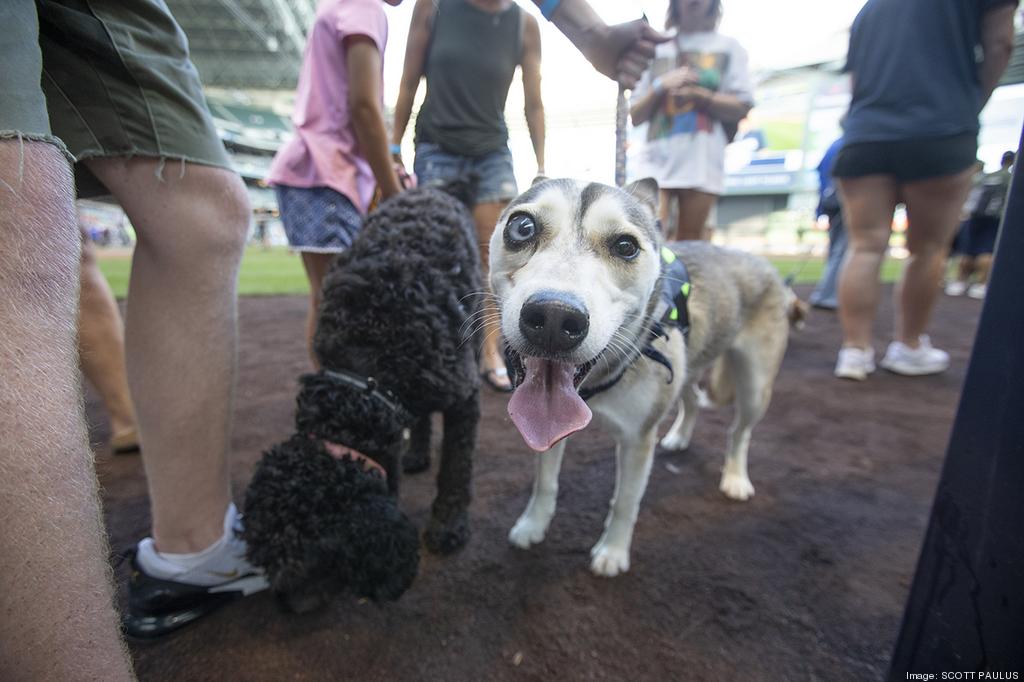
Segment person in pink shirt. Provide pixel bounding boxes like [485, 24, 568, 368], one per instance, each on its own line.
[268, 0, 406, 364]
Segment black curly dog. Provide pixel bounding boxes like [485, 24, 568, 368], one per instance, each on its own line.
[243, 181, 483, 612]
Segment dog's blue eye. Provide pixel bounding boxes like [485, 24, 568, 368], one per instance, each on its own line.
[612, 236, 640, 260]
[505, 213, 538, 246]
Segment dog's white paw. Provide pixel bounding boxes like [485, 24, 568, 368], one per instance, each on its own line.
[508, 515, 549, 549]
[659, 431, 690, 451]
[589, 542, 630, 577]
[719, 472, 755, 501]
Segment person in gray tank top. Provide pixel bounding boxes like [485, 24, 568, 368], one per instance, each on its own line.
[393, 0, 545, 392]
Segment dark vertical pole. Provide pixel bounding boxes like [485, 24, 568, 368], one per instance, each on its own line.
[888, 128, 1024, 676]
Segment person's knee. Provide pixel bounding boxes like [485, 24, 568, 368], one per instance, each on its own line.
[196, 171, 251, 258]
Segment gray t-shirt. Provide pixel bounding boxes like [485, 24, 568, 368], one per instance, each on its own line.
[843, 0, 1019, 145]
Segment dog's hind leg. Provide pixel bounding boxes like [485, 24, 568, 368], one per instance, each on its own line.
[718, 328, 784, 501]
[403, 414, 432, 474]
[423, 393, 479, 554]
[508, 439, 567, 550]
[590, 430, 658, 577]
[659, 382, 700, 451]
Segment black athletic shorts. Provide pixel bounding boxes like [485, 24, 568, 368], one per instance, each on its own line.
[831, 132, 978, 183]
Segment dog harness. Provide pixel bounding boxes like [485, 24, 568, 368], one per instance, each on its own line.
[579, 246, 690, 401]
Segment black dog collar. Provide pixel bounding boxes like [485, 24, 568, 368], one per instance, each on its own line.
[319, 368, 406, 416]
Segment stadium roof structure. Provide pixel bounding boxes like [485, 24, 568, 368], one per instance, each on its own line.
[166, 0, 311, 89]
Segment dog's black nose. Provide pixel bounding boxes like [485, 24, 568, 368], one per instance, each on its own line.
[519, 291, 589, 353]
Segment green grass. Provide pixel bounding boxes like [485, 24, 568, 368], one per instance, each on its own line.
[98, 247, 310, 298]
[96, 247, 903, 298]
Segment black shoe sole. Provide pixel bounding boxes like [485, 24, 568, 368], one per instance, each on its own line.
[123, 554, 261, 639]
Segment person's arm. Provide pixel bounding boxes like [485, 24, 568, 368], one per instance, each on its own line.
[346, 36, 401, 200]
[630, 66, 698, 124]
[391, 0, 434, 160]
[533, 0, 668, 89]
[675, 86, 752, 124]
[978, 3, 1017, 109]
[521, 13, 546, 174]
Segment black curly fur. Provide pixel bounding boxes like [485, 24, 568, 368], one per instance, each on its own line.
[244, 183, 483, 610]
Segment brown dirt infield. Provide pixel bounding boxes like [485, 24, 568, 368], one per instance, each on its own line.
[87, 286, 981, 681]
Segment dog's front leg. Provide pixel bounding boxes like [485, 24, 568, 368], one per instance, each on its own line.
[590, 430, 657, 577]
[403, 414, 432, 474]
[508, 439, 567, 549]
[423, 392, 479, 555]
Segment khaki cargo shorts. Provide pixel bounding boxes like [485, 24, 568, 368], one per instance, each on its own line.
[1, 0, 231, 196]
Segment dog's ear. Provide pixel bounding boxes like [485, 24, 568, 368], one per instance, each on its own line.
[624, 177, 660, 215]
[531, 174, 548, 187]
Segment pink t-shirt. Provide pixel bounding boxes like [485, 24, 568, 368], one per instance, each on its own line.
[267, 0, 388, 213]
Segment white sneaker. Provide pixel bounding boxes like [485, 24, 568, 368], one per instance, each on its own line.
[967, 283, 987, 299]
[944, 281, 968, 296]
[880, 335, 949, 376]
[135, 503, 267, 589]
[834, 346, 876, 381]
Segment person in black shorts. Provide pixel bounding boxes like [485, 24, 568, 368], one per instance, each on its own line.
[946, 150, 1015, 299]
[831, 0, 1018, 380]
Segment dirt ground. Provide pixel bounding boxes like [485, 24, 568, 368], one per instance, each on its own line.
[87, 285, 982, 681]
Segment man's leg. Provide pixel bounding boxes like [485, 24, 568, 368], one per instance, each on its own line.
[85, 157, 250, 554]
[78, 222, 138, 449]
[836, 176, 899, 349]
[0, 140, 133, 680]
[897, 168, 975, 345]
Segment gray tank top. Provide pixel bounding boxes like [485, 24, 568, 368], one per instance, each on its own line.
[415, 0, 522, 157]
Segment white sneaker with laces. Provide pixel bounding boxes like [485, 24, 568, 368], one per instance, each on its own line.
[944, 281, 968, 296]
[834, 346, 876, 381]
[967, 283, 987, 299]
[880, 335, 950, 376]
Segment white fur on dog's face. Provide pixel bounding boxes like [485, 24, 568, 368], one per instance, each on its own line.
[489, 179, 662, 368]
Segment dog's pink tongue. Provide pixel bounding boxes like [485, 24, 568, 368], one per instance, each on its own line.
[508, 358, 592, 452]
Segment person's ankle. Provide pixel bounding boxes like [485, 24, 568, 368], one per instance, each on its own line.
[152, 507, 231, 554]
[896, 336, 920, 349]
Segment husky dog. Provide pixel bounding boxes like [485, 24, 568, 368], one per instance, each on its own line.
[489, 177, 791, 577]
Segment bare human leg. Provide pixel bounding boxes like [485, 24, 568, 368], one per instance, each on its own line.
[897, 167, 975, 345]
[674, 188, 717, 241]
[474, 201, 511, 391]
[85, 157, 250, 554]
[300, 251, 336, 368]
[0, 140, 133, 680]
[78, 220, 138, 450]
[836, 175, 900, 349]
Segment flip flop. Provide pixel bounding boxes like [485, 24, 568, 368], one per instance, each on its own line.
[481, 366, 513, 393]
[111, 428, 141, 455]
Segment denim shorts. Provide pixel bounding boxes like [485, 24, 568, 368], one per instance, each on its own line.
[413, 142, 518, 205]
[275, 185, 363, 253]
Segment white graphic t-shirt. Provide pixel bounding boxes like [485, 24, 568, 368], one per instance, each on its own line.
[629, 31, 753, 194]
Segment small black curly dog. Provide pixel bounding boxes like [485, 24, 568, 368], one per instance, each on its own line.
[243, 181, 483, 612]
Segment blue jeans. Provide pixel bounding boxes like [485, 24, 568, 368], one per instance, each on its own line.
[810, 213, 848, 309]
[413, 142, 518, 204]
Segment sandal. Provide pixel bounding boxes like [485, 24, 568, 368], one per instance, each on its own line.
[111, 428, 141, 455]
[481, 366, 513, 393]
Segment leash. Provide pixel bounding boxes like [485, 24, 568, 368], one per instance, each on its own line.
[615, 85, 628, 187]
